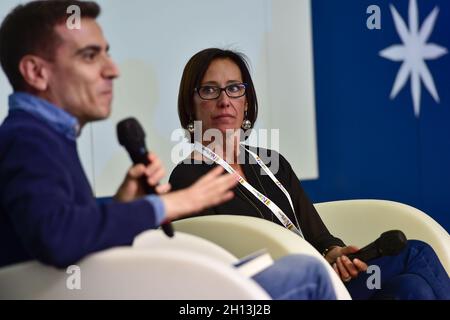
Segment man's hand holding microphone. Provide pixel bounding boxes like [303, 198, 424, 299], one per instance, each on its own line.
[114, 118, 238, 237]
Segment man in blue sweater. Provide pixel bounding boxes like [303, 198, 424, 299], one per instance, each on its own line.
[0, 0, 238, 269]
[0, 0, 338, 300]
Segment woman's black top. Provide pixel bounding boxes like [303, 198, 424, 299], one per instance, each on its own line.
[169, 146, 345, 254]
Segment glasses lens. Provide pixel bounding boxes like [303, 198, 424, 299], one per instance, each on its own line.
[226, 83, 246, 97]
[198, 86, 219, 100]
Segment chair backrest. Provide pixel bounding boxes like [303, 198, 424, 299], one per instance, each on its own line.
[0, 231, 270, 300]
[315, 199, 450, 276]
[174, 215, 352, 300]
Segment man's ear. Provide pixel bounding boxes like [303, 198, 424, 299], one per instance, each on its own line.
[18, 55, 51, 92]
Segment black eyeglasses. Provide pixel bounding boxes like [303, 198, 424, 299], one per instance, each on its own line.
[195, 83, 247, 100]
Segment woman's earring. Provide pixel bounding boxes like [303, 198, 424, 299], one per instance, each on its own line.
[242, 110, 252, 130]
[187, 119, 195, 133]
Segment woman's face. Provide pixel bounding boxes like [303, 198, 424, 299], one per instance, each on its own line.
[193, 58, 247, 137]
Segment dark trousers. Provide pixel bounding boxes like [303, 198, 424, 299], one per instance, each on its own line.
[346, 240, 450, 300]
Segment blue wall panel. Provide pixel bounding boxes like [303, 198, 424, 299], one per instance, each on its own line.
[303, 0, 450, 231]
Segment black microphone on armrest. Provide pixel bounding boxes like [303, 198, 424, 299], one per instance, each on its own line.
[117, 117, 174, 238]
[347, 230, 407, 262]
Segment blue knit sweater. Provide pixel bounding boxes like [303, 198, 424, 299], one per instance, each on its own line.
[0, 111, 159, 268]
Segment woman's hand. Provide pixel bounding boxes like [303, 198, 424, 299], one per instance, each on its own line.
[325, 246, 368, 283]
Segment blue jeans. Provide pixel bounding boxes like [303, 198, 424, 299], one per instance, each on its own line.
[252, 255, 336, 300]
[346, 240, 450, 300]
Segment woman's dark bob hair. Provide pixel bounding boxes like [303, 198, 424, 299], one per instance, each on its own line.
[178, 48, 258, 133]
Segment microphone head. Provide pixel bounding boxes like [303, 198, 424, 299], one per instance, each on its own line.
[117, 117, 149, 165]
[376, 230, 407, 256]
[117, 117, 146, 147]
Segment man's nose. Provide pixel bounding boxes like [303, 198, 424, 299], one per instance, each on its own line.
[103, 56, 120, 79]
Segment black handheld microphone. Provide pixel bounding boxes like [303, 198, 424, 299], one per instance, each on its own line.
[117, 117, 174, 238]
[347, 230, 407, 262]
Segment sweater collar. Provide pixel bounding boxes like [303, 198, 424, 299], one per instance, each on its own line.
[8, 92, 80, 141]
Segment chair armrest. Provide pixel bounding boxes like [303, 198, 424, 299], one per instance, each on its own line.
[133, 229, 238, 264]
[0, 247, 270, 300]
[174, 215, 351, 300]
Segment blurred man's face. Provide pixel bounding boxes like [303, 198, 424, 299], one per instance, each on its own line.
[44, 18, 119, 126]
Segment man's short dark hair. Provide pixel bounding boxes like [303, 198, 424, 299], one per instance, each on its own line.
[0, 0, 100, 91]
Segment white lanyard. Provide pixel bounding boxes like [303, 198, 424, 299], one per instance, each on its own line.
[193, 142, 304, 238]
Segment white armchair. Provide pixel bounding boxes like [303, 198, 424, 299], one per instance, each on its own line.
[0, 230, 270, 300]
[315, 199, 450, 276]
[173, 199, 450, 298]
[173, 215, 352, 300]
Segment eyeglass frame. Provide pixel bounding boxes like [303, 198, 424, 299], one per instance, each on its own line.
[194, 82, 248, 100]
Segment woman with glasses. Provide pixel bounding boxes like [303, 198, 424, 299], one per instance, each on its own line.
[169, 48, 450, 300]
